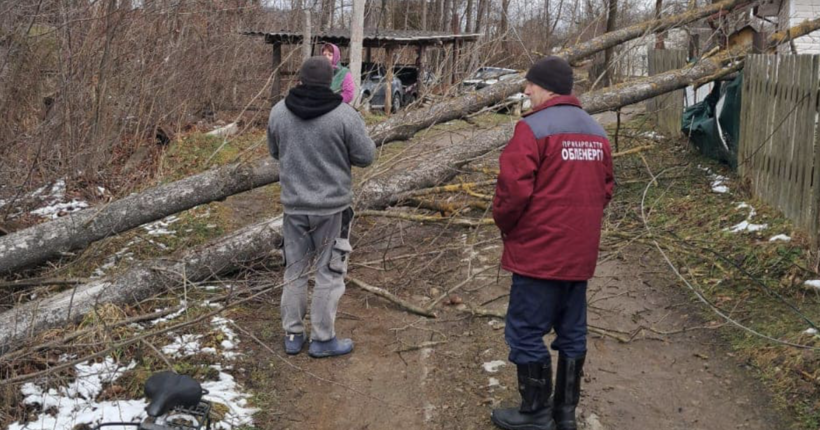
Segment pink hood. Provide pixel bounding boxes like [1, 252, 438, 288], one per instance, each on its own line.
[324, 43, 341, 68]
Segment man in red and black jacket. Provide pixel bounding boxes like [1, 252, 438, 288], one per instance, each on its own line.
[491, 56, 614, 430]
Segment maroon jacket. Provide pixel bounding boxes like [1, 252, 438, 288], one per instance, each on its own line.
[492, 95, 614, 281]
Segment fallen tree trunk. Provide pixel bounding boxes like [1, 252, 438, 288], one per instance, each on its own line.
[0, 128, 511, 355]
[582, 16, 820, 114]
[0, 159, 280, 275]
[0, 3, 730, 275]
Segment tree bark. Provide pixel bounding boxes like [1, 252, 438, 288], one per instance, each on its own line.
[604, 0, 618, 86]
[303, 10, 312, 62]
[421, 0, 428, 30]
[0, 0, 753, 275]
[321, 0, 334, 30]
[465, 0, 474, 33]
[350, 0, 366, 105]
[474, 0, 485, 34]
[655, 0, 665, 49]
[500, 0, 510, 38]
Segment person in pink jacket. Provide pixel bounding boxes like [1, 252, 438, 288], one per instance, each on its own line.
[322, 43, 355, 104]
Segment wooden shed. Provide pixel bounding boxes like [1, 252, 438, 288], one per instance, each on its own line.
[244, 29, 481, 110]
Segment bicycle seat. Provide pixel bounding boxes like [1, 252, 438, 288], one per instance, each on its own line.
[144, 371, 204, 417]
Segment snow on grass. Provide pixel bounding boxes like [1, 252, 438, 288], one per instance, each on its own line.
[769, 234, 791, 242]
[30, 200, 89, 219]
[804, 328, 818, 335]
[149, 302, 188, 326]
[482, 360, 507, 373]
[725, 202, 767, 233]
[7, 358, 145, 430]
[641, 131, 665, 140]
[726, 220, 768, 233]
[161, 334, 203, 357]
[143, 215, 180, 236]
[25, 179, 91, 220]
[488, 378, 501, 387]
[202, 366, 258, 430]
[804, 280, 820, 290]
[211, 317, 241, 360]
[711, 175, 729, 193]
[698, 165, 730, 194]
[8, 359, 258, 430]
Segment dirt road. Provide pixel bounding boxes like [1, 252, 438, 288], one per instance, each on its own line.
[238, 218, 788, 430]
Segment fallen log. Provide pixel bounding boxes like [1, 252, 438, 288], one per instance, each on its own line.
[581, 16, 820, 114]
[0, 127, 511, 355]
[0, 3, 729, 275]
[0, 159, 280, 275]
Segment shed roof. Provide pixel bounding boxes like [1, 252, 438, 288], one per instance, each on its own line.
[243, 29, 481, 47]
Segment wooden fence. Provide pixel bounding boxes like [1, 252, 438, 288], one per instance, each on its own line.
[738, 54, 820, 239]
[647, 49, 687, 137]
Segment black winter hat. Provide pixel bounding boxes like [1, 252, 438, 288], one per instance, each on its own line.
[525, 56, 573, 95]
[299, 56, 333, 87]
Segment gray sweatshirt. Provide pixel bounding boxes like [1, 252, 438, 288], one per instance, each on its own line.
[267, 100, 376, 215]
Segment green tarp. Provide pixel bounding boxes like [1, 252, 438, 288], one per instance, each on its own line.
[681, 73, 743, 169]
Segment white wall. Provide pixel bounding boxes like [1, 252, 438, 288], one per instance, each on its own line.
[779, 0, 820, 55]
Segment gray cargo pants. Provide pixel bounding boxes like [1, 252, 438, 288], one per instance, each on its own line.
[281, 207, 353, 341]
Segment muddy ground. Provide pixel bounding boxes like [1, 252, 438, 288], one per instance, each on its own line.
[230, 211, 789, 430]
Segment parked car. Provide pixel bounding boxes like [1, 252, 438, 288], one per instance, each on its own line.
[462, 67, 520, 91]
[394, 67, 436, 106]
[462, 66, 531, 113]
[361, 65, 404, 113]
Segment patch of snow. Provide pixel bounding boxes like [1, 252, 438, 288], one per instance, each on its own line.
[804, 280, 820, 290]
[804, 328, 818, 335]
[8, 358, 145, 430]
[143, 215, 179, 236]
[31, 200, 89, 219]
[725, 221, 768, 233]
[206, 122, 239, 139]
[641, 131, 665, 140]
[161, 334, 202, 357]
[769, 234, 791, 242]
[150, 302, 187, 326]
[482, 360, 507, 373]
[725, 202, 766, 233]
[201, 366, 258, 430]
[212, 317, 241, 360]
[59, 354, 78, 363]
[488, 378, 501, 387]
[97, 187, 106, 195]
[711, 175, 729, 194]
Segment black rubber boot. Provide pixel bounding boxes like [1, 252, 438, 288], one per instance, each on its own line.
[491, 363, 556, 430]
[553, 355, 585, 430]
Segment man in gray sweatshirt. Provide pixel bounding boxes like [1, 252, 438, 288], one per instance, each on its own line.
[267, 56, 376, 358]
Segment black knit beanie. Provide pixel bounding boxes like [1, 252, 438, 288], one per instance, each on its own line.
[299, 56, 333, 87]
[525, 56, 573, 95]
